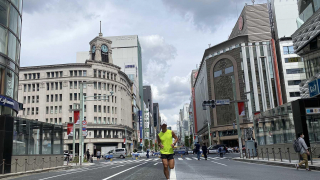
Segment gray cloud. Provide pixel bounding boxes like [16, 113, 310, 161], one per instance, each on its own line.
[161, 0, 267, 31]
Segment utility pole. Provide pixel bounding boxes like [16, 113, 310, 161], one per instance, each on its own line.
[79, 83, 84, 165]
[207, 121, 211, 147]
[231, 75, 243, 158]
[72, 111, 75, 160]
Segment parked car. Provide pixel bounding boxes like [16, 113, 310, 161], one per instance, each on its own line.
[188, 149, 194, 154]
[208, 145, 227, 154]
[104, 150, 114, 159]
[227, 148, 233, 153]
[174, 147, 189, 155]
[192, 148, 203, 154]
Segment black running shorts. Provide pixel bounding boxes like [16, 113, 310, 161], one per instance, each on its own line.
[161, 154, 174, 160]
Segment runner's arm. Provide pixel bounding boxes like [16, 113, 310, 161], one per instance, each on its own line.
[172, 131, 178, 145]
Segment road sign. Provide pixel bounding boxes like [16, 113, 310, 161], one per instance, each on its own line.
[215, 99, 230, 105]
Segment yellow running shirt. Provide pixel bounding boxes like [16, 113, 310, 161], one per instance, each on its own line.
[158, 130, 174, 154]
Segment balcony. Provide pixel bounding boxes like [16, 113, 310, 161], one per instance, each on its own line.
[94, 135, 102, 138]
[105, 135, 111, 138]
[113, 135, 119, 138]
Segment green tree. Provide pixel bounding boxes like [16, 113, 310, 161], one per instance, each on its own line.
[144, 139, 149, 151]
[155, 143, 158, 152]
[149, 140, 153, 150]
[189, 135, 193, 148]
[185, 136, 190, 147]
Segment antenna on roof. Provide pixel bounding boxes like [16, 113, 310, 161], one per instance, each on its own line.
[99, 21, 103, 37]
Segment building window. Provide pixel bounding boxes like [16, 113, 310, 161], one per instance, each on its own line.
[214, 70, 222, 77]
[60, 82, 62, 89]
[70, 81, 73, 89]
[27, 96, 30, 103]
[51, 95, 53, 102]
[59, 106, 62, 113]
[74, 93, 77, 101]
[98, 105, 101, 112]
[104, 106, 106, 113]
[74, 71, 77, 76]
[83, 70, 87, 76]
[59, 118, 62, 124]
[36, 107, 38, 115]
[37, 84, 39, 91]
[24, 84, 26, 92]
[31, 108, 34, 115]
[94, 105, 97, 112]
[46, 118, 48, 123]
[70, 71, 73, 77]
[289, 92, 301, 97]
[108, 106, 110, 113]
[286, 68, 305, 74]
[283, 46, 294, 55]
[69, 117, 72, 122]
[84, 105, 86, 112]
[47, 72, 50, 78]
[94, 69, 97, 77]
[50, 106, 53, 114]
[50, 118, 53, 123]
[94, 117, 97, 124]
[54, 118, 57, 124]
[55, 106, 57, 114]
[46, 95, 49, 102]
[104, 117, 106, 124]
[98, 117, 101, 124]
[46, 107, 49, 114]
[28, 84, 31, 92]
[70, 93, 72, 101]
[24, 74, 27, 79]
[23, 96, 26, 103]
[51, 83, 54, 90]
[74, 81, 77, 89]
[36, 95, 39, 103]
[27, 108, 30, 115]
[55, 82, 58, 90]
[98, 82, 101, 90]
[47, 83, 49, 90]
[108, 117, 110, 124]
[288, 80, 302, 86]
[94, 82, 97, 89]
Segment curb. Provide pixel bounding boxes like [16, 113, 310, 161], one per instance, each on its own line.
[233, 158, 320, 171]
[0, 165, 81, 179]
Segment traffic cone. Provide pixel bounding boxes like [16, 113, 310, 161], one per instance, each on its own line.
[110, 158, 113, 162]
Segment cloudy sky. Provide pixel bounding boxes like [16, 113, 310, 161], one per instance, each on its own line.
[21, 0, 267, 130]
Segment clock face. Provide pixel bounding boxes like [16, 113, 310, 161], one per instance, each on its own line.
[92, 46, 96, 53]
[101, 45, 108, 53]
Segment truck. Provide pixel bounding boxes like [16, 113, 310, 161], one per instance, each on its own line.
[101, 146, 116, 157]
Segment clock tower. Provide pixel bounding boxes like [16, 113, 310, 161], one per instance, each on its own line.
[89, 22, 113, 64]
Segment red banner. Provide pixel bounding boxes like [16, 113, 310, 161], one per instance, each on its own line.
[74, 110, 80, 124]
[238, 102, 245, 116]
[67, 123, 73, 136]
[123, 138, 126, 144]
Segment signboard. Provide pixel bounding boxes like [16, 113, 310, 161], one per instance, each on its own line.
[74, 111, 80, 124]
[139, 110, 142, 139]
[238, 102, 245, 116]
[82, 118, 87, 136]
[0, 95, 19, 112]
[306, 107, 320, 114]
[67, 123, 73, 136]
[309, 80, 319, 97]
[215, 99, 230, 105]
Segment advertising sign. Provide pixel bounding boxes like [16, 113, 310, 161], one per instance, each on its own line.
[82, 118, 87, 136]
[67, 123, 73, 136]
[0, 95, 19, 112]
[309, 80, 319, 97]
[238, 102, 245, 116]
[74, 111, 80, 124]
[306, 107, 320, 114]
[139, 110, 142, 139]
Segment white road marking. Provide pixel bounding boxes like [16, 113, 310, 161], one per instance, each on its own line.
[178, 158, 183, 160]
[102, 163, 147, 180]
[110, 164, 125, 169]
[211, 161, 227, 166]
[154, 163, 159, 165]
[170, 167, 177, 180]
[186, 158, 192, 160]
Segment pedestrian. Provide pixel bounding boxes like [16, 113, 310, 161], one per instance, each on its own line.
[157, 121, 178, 180]
[202, 143, 208, 160]
[195, 142, 201, 160]
[219, 146, 224, 158]
[146, 149, 150, 159]
[96, 151, 101, 161]
[86, 149, 90, 161]
[295, 132, 311, 171]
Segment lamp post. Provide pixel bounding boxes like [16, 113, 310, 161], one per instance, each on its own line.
[78, 81, 113, 165]
[244, 91, 255, 140]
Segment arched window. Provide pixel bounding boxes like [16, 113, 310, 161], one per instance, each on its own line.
[101, 44, 109, 63]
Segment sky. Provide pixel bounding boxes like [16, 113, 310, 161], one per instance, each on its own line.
[21, 0, 267, 130]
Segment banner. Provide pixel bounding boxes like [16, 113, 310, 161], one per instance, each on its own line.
[238, 102, 245, 116]
[67, 123, 73, 136]
[139, 110, 142, 139]
[82, 118, 87, 136]
[74, 111, 80, 124]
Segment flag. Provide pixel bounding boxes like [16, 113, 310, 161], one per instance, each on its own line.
[238, 102, 245, 116]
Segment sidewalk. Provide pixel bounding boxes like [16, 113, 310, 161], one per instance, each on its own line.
[233, 157, 320, 171]
[0, 161, 94, 179]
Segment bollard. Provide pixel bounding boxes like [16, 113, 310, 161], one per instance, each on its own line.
[110, 158, 113, 162]
[261, 149, 264, 160]
[25, 159, 27, 172]
[257, 149, 259, 160]
[266, 148, 269, 161]
[49, 157, 51, 168]
[33, 158, 36, 171]
[2, 159, 4, 174]
[252, 149, 254, 159]
[15, 159, 18, 173]
[42, 158, 44, 169]
[279, 148, 282, 162]
[248, 150, 251, 159]
[287, 148, 291, 163]
[272, 148, 275, 161]
[309, 147, 313, 165]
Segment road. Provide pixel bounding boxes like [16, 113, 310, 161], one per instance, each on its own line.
[9, 153, 320, 180]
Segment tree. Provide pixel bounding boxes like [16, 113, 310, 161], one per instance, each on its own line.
[143, 139, 149, 151]
[185, 136, 190, 147]
[149, 140, 153, 150]
[155, 143, 158, 152]
[189, 135, 193, 148]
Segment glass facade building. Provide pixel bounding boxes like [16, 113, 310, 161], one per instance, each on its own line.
[0, 0, 22, 116]
[297, 0, 320, 27]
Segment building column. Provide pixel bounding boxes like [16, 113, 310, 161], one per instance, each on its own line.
[118, 143, 122, 149]
[110, 130, 113, 138]
[86, 143, 94, 156]
[102, 130, 104, 138]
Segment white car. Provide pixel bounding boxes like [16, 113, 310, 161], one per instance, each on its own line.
[188, 150, 193, 154]
[227, 148, 234, 153]
[132, 151, 147, 157]
[208, 149, 218, 154]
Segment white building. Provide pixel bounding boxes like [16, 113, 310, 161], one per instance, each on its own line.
[271, 0, 306, 102]
[18, 32, 135, 156]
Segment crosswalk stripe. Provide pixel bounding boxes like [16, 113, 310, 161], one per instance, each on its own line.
[178, 158, 183, 160]
[186, 158, 192, 160]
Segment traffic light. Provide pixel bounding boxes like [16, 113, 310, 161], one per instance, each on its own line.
[210, 100, 215, 108]
[202, 100, 216, 109]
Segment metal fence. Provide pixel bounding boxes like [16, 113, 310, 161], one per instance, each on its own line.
[241, 146, 320, 165]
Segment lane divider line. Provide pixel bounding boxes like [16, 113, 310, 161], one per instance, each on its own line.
[170, 167, 177, 180]
[211, 161, 227, 166]
[102, 163, 147, 180]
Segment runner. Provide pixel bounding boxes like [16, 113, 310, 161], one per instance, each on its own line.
[157, 121, 178, 180]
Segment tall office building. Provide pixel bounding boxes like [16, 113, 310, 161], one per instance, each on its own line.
[77, 35, 143, 146]
[270, 0, 305, 103]
[143, 86, 154, 139]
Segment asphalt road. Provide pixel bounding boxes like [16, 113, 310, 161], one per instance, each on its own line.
[8, 153, 320, 180]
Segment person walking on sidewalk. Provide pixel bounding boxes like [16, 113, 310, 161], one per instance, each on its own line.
[219, 146, 224, 158]
[295, 132, 311, 171]
[202, 143, 208, 160]
[195, 142, 201, 160]
[86, 149, 90, 161]
[157, 121, 178, 180]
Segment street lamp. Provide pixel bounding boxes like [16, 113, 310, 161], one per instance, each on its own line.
[78, 81, 113, 165]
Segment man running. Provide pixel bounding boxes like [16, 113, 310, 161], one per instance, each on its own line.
[157, 121, 178, 180]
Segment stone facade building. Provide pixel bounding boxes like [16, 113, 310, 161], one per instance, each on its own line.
[18, 32, 134, 155]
